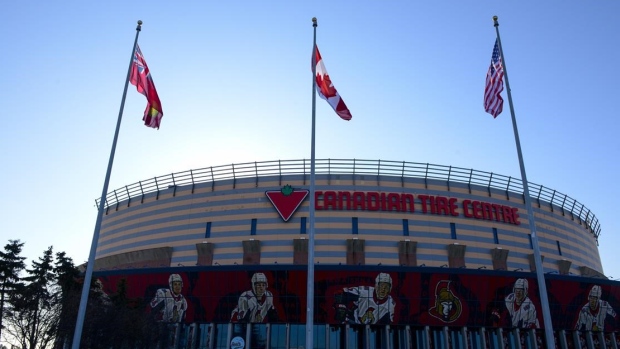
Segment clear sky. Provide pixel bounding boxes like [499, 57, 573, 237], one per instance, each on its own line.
[1, 2, 618, 279]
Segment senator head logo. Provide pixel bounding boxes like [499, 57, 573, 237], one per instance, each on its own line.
[265, 185, 309, 222]
[428, 280, 463, 323]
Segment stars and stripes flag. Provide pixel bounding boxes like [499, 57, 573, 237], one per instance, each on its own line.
[130, 45, 164, 129]
[313, 45, 352, 121]
[484, 40, 504, 118]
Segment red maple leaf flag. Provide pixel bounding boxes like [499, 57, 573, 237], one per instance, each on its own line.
[130, 45, 164, 129]
[313, 45, 352, 121]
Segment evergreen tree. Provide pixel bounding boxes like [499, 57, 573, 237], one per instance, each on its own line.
[52, 252, 80, 348]
[0, 240, 26, 341]
[5, 246, 58, 349]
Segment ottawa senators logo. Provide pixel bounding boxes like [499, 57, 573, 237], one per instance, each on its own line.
[428, 280, 462, 323]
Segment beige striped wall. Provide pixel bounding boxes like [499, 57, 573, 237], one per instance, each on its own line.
[97, 174, 602, 275]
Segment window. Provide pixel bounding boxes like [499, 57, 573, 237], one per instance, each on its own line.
[413, 327, 429, 349]
[329, 325, 345, 349]
[557, 240, 563, 256]
[450, 223, 457, 240]
[431, 327, 447, 349]
[213, 323, 230, 349]
[528, 234, 533, 249]
[300, 217, 307, 234]
[347, 325, 363, 348]
[205, 222, 212, 239]
[352, 217, 358, 235]
[196, 324, 212, 349]
[468, 329, 484, 349]
[487, 328, 502, 349]
[251, 218, 257, 236]
[289, 324, 306, 349]
[390, 326, 411, 349]
[313, 324, 326, 349]
[250, 324, 267, 349]
[370, 325, 388, 349]
[450, 328, 466, 349]
[231, 323, 247, 346]
[402, 219, 410, 237]
[492, 228, 499, 244]
[269, 324, 287, 349]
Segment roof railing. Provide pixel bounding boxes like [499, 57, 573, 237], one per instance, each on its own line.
[95, 159, 600, 239]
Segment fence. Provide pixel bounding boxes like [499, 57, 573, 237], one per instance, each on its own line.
[96, 159, 600, 238]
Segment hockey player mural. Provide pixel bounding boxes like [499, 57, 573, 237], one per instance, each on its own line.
[149, 273, 188, 323]
[575, 285, 617, 331]
[231, 272, 278, 323]
[492, 278, 540, 329]
[96, 269, 620, 334]
[333, 272, 396, 324]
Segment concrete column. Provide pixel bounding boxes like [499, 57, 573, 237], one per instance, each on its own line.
[293, 238, 308, 265]
[195, 242, 214, 266]
[398, 240, 418, 266]
[528, 254, 544, 272]
[447, 243, 466, 268]
[579, 265, 605, 278]
[558, 259, 572, 275]
[346, 239, 365, 265]
[242, 240, 261, 265]
[490, 248, 509, 271]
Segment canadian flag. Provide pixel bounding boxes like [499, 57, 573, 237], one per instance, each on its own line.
[313, 45, 352, 121]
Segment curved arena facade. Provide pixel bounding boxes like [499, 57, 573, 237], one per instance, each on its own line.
[92, 159, 619, 349]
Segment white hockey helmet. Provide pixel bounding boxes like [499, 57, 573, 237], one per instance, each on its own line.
[251, 273, 268, 294]
[375, 273, 392, 289]
[589, 285, 602, 299]
[514, 278, 528, 295]
[169, 273, 183, 290]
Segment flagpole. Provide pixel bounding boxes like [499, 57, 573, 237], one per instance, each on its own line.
[305, 16, 318, 349]
[70, 20, 143, 349]
[493, 16, 555, 349]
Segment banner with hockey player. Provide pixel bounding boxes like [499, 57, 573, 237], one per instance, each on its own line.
[94, 267, 619, 331]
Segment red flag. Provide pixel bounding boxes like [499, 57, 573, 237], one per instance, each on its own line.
[313, 45, 352, 121]
[130, 45, 164, 129]
[484, 40, 504, 118]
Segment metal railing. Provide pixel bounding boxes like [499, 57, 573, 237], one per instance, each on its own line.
[96, 159, 601, 239]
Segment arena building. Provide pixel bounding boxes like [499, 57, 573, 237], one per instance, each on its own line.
[92, 159, 619, 349]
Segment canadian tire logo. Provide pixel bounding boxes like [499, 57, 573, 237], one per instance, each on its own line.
[265, 185, 309, 222]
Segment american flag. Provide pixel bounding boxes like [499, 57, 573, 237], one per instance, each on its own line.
[130, 45, 164, 129]
[484, 40, 504, 118]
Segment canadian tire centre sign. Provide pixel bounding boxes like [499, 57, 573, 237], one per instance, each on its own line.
[266, 185, 521, 225]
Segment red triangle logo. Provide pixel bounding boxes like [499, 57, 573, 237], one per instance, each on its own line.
[265, 185, 309, 222]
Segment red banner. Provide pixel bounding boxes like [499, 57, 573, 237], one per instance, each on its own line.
[96, 268, 620, 331]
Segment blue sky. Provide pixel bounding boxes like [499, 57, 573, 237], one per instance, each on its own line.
[1, 2, 618, 278]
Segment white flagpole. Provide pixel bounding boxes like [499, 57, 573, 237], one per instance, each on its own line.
[493, 16, 555, 349]
[305, 16, 318, 349]
[71, 20, 143, 349]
